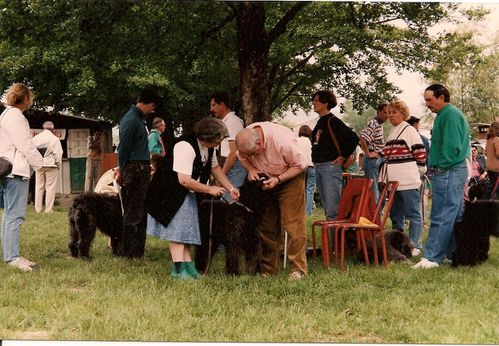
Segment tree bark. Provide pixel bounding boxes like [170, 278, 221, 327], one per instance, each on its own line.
[231, 2, 308, 125]
[233, 2, 270, 124]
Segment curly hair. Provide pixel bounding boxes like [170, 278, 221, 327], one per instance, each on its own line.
[193, 117, 229, 144]
[388, 100, 410, 120]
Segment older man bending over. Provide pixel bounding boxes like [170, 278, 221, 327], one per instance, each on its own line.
[236, 122, 307, 279]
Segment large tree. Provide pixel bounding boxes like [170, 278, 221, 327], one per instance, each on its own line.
[0, 1, 486, 129]
[428, 30, 498, 124]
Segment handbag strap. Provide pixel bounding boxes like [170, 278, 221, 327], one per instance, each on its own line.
[0, 108, 8, 128]
[327, 116, 345, 157]
[384, 124, 410, 161]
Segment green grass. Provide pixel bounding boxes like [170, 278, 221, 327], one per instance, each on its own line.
[0, 204, 498, 343]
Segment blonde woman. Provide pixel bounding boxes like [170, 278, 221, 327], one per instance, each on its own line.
[384, 100, 427, 256]
[0, 83, 43, 271]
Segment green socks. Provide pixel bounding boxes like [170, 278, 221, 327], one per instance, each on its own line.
[170, 261, 200, 279]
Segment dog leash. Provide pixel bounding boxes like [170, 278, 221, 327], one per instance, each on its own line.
[220, 196, 254, 213]
[202, 197, 215, 275]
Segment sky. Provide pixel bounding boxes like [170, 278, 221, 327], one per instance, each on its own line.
[284, 2, 499, 129]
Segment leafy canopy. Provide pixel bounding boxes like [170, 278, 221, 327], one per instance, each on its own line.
[0, 1, 486, 128]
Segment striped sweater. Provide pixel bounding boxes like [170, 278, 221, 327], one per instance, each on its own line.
[383, 121, 427, 191]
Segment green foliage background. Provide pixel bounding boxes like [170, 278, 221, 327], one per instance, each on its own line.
[0, 1, 493, 128]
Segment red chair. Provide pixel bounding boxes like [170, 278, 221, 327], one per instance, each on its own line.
[334, 180, 399, 271]
[311, 178, 374, 266]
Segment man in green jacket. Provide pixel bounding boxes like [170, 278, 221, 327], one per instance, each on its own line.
[413, 84, 470, 269]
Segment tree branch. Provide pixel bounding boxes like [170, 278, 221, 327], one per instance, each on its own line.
[266, 2, 309, 46]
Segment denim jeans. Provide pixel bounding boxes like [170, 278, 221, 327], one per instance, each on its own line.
[1, 176, 29, 262]
[362, 156, 383, 202]
[314, 162, 343, 220]
[305, 166, 316, 215]
[223, 159, 247, 202]
[423, 162, 468, 263]
[390, 188, 423, 249]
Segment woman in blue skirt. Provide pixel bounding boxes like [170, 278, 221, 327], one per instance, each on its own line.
[146, 117, 239, 279]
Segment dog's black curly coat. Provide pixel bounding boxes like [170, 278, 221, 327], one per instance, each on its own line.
[195, 180, 275, 275]
[453, 199, 499, 266]
[68, 193, 123, 258]
[357, 230, 414, 263]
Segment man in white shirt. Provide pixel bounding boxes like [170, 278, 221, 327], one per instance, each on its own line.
[32, 121, 63, 213]
[210, 92, 247, 201]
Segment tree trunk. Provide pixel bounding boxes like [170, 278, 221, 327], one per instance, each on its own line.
[233, 2, 271, 125]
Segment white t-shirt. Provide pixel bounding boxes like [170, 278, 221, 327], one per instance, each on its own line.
[219, 112, 244, 158]
[297, 136, 313, 167]
[173, 140, 218, 177]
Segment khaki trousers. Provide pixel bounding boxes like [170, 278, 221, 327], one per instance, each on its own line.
[35, 166, 59, 213]
[258, 172, 308, 275]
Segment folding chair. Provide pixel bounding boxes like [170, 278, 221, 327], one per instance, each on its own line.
[311, 178, 374, 266]
[334, 180, 399, 271]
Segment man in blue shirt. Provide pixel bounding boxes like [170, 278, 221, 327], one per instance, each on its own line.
[116, 88, 161, 258]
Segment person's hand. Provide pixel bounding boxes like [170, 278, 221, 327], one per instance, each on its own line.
[262, 176, 279, 190]
[332, 156, 345, 166]
[246, 168, 261, 181]
[230, 187, 240, 201]
[209, 186, 225, 197]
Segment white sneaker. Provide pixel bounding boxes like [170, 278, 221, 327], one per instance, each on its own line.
[412, 258, 439, 269]
[20, 257, 37, 268]
[411, 248, 421, 257]
[8, 258, 33, 272]
[288, 271, 305, 280]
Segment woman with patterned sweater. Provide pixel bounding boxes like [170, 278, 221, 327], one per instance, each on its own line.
[383, 100, 427, 256]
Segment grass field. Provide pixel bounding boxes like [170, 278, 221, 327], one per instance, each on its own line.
[0, 204, 498, 343]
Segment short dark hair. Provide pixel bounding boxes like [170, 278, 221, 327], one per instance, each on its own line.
[312, 90, 337, 110]
[407, 116, 421, 126]
[425, 84, 450, 102]
[298, 125, 312, 137]
[137, 88, 161, 105]
[377, 103, 388, 112]
[210, 91, 231, 108]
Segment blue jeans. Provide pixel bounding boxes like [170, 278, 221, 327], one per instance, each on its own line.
[314, 162, 343, 220]
[305, 166, 316, 215]
[390, 188, 423, 249]
[1, 176, 30, 262]
[223, 159, 247, 202]
[362, 156, 383, 202]
[423, 162, 468, 263]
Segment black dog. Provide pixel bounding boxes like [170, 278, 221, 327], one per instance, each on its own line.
[357, 230, 413, 263]
[468, 178, 489, 201]
[195, 180, 274, 275]
[68, 193, 123, 258]
[453, 200, 499, 266]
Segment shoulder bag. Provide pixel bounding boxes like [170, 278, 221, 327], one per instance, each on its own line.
[378, 124, 410, 192]
[327, 117, 356, 169]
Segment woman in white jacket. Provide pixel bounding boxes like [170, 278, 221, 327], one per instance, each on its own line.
[383, 100, 427, 256]
[0, 83, 43, 271]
